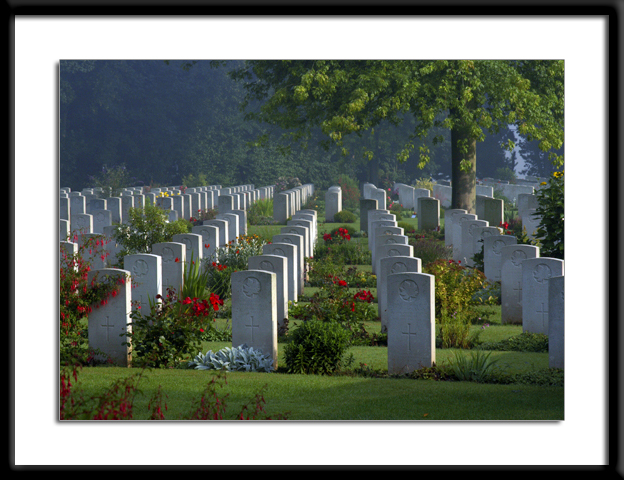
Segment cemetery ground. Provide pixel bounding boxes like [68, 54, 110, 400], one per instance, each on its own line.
[63, 210, 564, 421]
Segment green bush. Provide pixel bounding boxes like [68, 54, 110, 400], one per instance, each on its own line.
[476, 331, 549, 353]
[283, 320, 351, 375]
[534, 171, 564, 259]
[409, 235, 453, 267]
[112, 203, 189, 262]
[332, 210, 357, 224]
[425, 259, 495, 349]
[495, 167, 517, 184]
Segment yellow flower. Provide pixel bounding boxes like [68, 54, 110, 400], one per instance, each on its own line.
[540, 181, 547, 185]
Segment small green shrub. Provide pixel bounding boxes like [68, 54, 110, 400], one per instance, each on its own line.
[332, 210, 357, 224]
[476, 331, 549, 353]
[409, 236, 453, 266]
[283, 320, 351, 375]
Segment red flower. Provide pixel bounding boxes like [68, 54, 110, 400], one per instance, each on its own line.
[175, 257, 180, 262]
[338, 280, 347, 287]
[205, 244, 210, 249]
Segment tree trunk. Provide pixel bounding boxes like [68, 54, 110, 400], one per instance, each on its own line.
[450, 118, 477, 214]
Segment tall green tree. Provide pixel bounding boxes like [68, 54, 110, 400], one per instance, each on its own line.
[228, 60, 564, 213]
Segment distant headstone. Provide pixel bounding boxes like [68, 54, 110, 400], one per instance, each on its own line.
[359, 198, 378, 233]
[500, 245, 540, 324]
[374, 243, 413, 276]
[460, 219, 489, 267]
[151, 242, 186, 296]
[171, 233, 203, 270]
[325, 186, 342, 222]
[124, 253, 162, 316]
[377, 256, 421, 333]
[452, 214, 477, 262]
[417, 197, 440, 231]
[273, 192, 290, 224]
[483, 234, 517, 282]
[192, 225, 219, 263]
[248, 254, 288, 329]
[444, 209, 468, 249]
[263, 242, 298, 303]
[272, 234, 305, 295]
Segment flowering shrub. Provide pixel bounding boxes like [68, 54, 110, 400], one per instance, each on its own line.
[126, 287, 223, 369]
[189, 208, 218, 226]
[274, 176, 302, 193]
[60, 234, 124, 365]
[289, 273, 378, 336]
[315, 227, 371, 265]
[203, 234, 268, 299]
[388, 201, 404, 220]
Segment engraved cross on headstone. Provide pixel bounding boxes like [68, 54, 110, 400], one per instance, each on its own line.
[513, 281, 522, 303]
[401, 323, 417, 351]
[101, 316, 115, 341]
[245, 316, 259, 342]
[536, 302, 549, 329]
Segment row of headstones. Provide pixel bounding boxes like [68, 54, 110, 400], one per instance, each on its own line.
[59, 184, 277, 241]
[359, 201, 565, 373]
[67, 208, 319, 369]
[272, 184, 316, 224]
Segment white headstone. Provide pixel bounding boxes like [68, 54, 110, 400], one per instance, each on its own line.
[522, 258, 564, 334]
[377, 256, 422, 333]
[151, 242, 186, 297]
[483, 234, 517, 282]
[548, 275, 565, 369]
[231, 270, 278, 369]
[248, 254, 288, 329]
[500, 245, 540, 324]
[87, 268, 133, 367]
[386, 272, 436, 374]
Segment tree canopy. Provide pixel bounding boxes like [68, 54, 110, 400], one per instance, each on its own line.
[229, 60, 564, 212]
